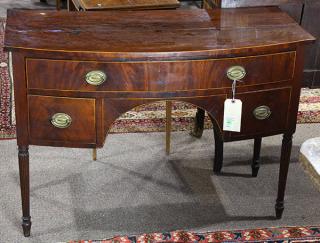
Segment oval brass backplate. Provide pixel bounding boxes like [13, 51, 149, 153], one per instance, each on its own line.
[253, 106, 272, 120]
[85, 70, 107, 86]
[51, 113, 72, 129]
[227, 66, 246, 81]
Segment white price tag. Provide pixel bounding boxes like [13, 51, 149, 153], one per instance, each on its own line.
[223, 99, 242, 132]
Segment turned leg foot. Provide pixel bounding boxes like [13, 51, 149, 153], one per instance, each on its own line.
[190, 108, 205, 138]
[275, 201, 284, 219]
[213, 129, 223, 174]
[251, 137, 262, 177]
[22, 216, 32, 237]
[18, 146, 31, 237]
[275, 133, 293, 219]
[251, 166, 260, 177]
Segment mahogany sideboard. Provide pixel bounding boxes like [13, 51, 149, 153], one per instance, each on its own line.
[4, 7, 315, 237]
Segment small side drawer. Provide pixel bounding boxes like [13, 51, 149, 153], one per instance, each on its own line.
[228, 88, 291, 138]
[28, 95, 96, 144]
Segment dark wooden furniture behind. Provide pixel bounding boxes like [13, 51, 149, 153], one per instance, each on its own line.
[68, 0, 180, 11]
[4, 7, 314, 237]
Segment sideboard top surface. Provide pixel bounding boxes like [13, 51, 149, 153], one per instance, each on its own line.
[4, 7, 315, 57]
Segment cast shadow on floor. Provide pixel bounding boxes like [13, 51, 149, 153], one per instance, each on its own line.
[18, 155, 278, 238]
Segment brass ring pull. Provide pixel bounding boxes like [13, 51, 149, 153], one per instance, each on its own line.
[253, 106, 272, 120]
[51, 113, 72, 128]
[227, 66, 246, 81]
[85, 70, 107, 86]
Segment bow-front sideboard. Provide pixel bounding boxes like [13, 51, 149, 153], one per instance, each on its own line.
[4, 7, 315, 237]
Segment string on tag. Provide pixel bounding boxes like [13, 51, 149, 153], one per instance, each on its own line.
[232, 79, 237, 102]
[231, 79, 242, 103]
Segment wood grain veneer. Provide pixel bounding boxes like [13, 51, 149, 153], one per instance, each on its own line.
[26, 52, 295, 91]
[5, 8, 314, 56]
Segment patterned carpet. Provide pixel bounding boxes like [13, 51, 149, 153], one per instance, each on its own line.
[1, 18, 320, 139]
[65, 226, 320, 243]
[0, 18, 15, 139]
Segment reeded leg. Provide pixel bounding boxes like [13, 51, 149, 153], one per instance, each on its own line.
[213, 129, 224, 173]
[275, 133, 293, 219]
[190, 108, 205, 138]
[251, 137, 262, 177]
[18, 146, 31, 237]
[165, 101, 172, 155]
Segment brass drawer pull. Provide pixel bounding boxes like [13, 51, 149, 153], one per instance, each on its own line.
[51, 113, 72, 128]
[253, 106, 272, 120]
[227, 66, 246, 81]
[85, 70, 107, 86]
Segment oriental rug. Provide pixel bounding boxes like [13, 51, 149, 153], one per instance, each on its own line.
[65, 226, 320, 243]
[1, 18, 320, 139]
[0, 18, 15, 139]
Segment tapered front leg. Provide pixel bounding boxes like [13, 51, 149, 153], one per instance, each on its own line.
[213, 129, 224, 173]
[251, 137, 262, 177]
[190, 108, 205, 138]
[18, 146, 31, 237]
[275, 133, 293, 219]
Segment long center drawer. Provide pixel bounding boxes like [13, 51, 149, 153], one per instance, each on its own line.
[26, 52, 295, 92]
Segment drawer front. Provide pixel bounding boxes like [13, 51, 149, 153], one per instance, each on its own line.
[26, 52, 295, 92]
[228, 88, 291, 138]
[28, 96, 96, 143]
